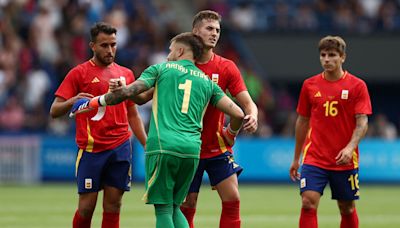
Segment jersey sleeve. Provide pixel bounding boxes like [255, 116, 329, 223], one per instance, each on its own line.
[296, 80, 311, 117]
[354, 81, 372, 115]
[137, 64, 160, 88]
[225, 61, 247, 96]
[210, 82, 225, 106]
[54, 67, 81, 100]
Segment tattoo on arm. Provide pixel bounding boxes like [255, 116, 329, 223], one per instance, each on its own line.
[105, 81, 149, 105]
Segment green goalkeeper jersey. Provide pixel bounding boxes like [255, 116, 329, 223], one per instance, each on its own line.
[138, 60, 225, 158]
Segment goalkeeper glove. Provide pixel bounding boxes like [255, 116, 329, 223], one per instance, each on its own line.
[222, 124, 239, 146]
[69, 96, 106, 118]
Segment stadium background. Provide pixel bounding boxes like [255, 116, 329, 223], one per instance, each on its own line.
[0, 0, 400, 227]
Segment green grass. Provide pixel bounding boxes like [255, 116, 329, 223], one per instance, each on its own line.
[0, 184, 399, 227]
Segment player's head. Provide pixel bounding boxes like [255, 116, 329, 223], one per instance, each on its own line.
[192, 10, 221, 49]
[89, 22, 117, 66]
[167, 32, 204, 62]
[318, 36, 346, 72]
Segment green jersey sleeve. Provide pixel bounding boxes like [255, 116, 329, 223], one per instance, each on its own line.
[210, 82, 225, 106]
[137, 64, 161, 88]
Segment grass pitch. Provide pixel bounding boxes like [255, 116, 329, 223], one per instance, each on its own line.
[0, 183, 399, 227]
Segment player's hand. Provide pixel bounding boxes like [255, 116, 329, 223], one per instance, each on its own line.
[109, 77, 126, 92]
[222, 124, 238, 146]
[242, 114, 258, 133]
[335, 147, 353, 165]
[289, 160, 300, 181]
[69, 97, 102, 118]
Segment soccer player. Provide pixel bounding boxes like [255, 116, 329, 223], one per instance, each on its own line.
[49, 22, 147, 228]
[180, 10, 258, 228]
[70, 32, 245, 228]
[289, 36, 372, 228]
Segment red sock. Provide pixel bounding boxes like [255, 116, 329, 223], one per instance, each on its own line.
[220, 200, 240, 228]
[73, 210, 92, 228]
[101, 211, 120, 228]
[340, 208, 359, 228]
[180, 206, 196, 228]
[300, 208, 318, 228]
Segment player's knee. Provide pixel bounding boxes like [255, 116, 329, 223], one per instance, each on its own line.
[183, 194, 198, 208]
[301, 197, 317, 209]
[103, 200, 122, 213]
[338, 201, 355, 215]
[79, 207, 95, 218]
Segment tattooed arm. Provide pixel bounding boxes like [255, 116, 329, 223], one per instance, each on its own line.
[215, 95, 245, 131]
[104, 80, 150, 105]
[335, 114, 369, 165]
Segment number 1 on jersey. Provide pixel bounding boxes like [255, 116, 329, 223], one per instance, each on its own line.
[178, 79, 192, 113]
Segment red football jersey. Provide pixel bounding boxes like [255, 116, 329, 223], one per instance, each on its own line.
[55, 60, 135, 152]
[196, 54, 247, 159]
[297, 71, 372, 170]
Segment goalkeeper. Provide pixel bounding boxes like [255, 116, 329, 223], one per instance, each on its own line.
[71, 32, 245, 228]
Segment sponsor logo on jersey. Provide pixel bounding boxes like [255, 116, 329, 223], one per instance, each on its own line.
[85, 178, 92, 189]
[91, 77, 100, 83]
[314, 91, 322, 97]
[341, 90, 349, 99]
[300, 178, 306, 188]
[212, 73, 219, 83]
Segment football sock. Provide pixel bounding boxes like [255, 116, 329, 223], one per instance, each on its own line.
[101, 211, 120, 228]
[180, 206, 196, 228]
[72, 209, 92, 228]
[340, 208, 359, 228]
[299, 208, 318, 228]
[220, 200, 240, 228]
[155, 204, 174, 228]
[173, 204, 189, 228]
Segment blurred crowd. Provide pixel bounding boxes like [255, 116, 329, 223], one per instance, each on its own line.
[0, 0, 398, 139]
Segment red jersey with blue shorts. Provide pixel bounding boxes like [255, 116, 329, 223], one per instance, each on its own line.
[196, 54, 247, 159]
[55, 60, 135, 152]
[297, 71, 372, 171]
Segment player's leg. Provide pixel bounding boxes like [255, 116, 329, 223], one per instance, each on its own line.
[181, 159, 206, 227]
[206, 152, 243, 228]
[173, 157, 199, 228]
[299, 164, 329, 228]
[329, 168, 359, 228]
[101, 140, 132, 228]
[73, 148, 109, 228]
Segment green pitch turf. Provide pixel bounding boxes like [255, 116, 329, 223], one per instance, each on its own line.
[0, 183, 399, 227]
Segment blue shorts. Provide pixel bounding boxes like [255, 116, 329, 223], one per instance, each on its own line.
[76, 140, 132, 193]
[300, 164, 360, 200]
[188, 152, 243, 193]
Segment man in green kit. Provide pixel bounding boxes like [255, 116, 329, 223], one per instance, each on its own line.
[70, 32, 245, 228]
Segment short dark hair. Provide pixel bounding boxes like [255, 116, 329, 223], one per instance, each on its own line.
[192, 10, 221, 29]
[171, 32, 204, 60]
[318, 36, 346, 56]
[90, 22, 117, 42]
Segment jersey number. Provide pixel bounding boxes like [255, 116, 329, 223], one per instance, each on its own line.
[323, 101, 338, 117]
[348, 174, 359, 190]
[178, 79, 192, 114]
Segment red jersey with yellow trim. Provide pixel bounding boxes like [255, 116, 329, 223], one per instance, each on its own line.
[196, 54, 247, 159]
[297, 71, 372, 170]
[55, 60, 135, 153]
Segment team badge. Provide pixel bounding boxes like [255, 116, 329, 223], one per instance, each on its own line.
[341, 90, 349, 99]
[85, 178, 92, 189]
[300, 178, 306, 188]
[212, 73, 219, 83]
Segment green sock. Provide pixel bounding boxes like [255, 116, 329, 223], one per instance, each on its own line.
[154, 204, 174, 228]
[173, 204, 189, 228]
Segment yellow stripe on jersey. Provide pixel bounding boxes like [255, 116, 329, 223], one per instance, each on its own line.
[85, 120, 94, 152]
[302, 141, 312, 164]
[352, 150, 359, 168]
[142, 156, 159, 203]
[75, 149, 84, 176]
[216, 131, 227, 152]
[152, 84, 159, 130]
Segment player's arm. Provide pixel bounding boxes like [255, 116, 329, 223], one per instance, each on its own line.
[50, 93, 94, 118]
[109, 78, 154, 105]
[127, 105, 147, 147]
[290, 115, 310, 181]
[235, 90, 258, 133]
[336, 114, 368, 165]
